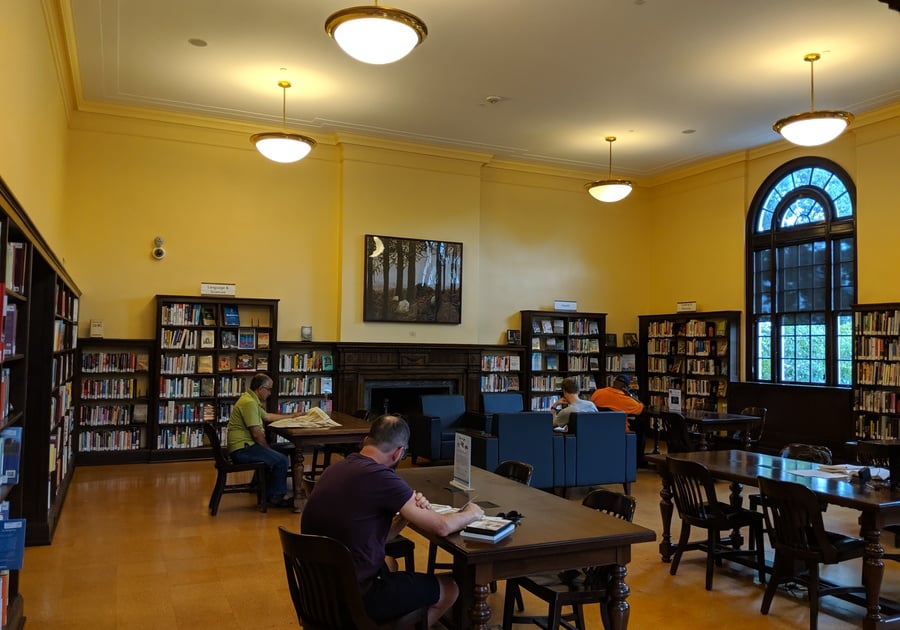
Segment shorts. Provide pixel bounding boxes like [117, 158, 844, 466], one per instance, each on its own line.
[361, 564, 440, 623]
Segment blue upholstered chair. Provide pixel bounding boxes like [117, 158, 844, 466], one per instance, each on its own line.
[563, 412, 636, 495]
[480, 392, 525, 433]
[407, 394, 483, 464]
[469, 411, 561, 489]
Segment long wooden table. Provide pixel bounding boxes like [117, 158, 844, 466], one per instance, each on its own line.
[649, 450, 900, 629]
[399, 466, 656, 630]
[268, 411, 370, 512]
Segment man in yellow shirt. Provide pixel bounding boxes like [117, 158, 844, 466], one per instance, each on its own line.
[590, 375, 649, 466]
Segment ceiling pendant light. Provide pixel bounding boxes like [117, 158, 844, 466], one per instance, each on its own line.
[585, 136, 633, 203]
[325, 2, 427, 65]
[251, 80, 316, 164]
[773, 53, 854, 147]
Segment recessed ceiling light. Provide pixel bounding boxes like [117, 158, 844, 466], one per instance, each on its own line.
[682, 129, 696, 134]
[188, 38, 208, 47]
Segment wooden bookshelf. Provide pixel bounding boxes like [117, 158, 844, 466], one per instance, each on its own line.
[275, 342, 335, 415]
[479, 345, 524, 394]
[638, 311, 740, 412]
[852, 303, 900, 439]
[604, 344, 641, 395]
[520, 310, 606, 411]
[75, 339, 153, 465]
[154, 295, 278, 460]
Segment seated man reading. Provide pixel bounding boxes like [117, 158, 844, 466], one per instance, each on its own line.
[550, 377, 598, 431]
[591, 374, 650, 466]
[301, 414, 484, 627]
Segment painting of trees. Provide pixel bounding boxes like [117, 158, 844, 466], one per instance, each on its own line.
[364, 234, 462, 324]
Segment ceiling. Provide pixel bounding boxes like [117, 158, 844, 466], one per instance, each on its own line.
[64, 0, 900, 178]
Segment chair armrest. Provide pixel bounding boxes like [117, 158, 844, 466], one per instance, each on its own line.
[407, 413, 442, 460]
[460, 411, 491, 434]
[469, 431, 499, 472]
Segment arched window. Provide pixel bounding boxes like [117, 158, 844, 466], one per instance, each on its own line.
[746, 157, 856, 386]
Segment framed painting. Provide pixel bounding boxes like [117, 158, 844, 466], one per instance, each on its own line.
[364, 234, 463, 324]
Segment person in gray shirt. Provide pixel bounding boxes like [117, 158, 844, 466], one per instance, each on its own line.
[550, 377, 598, 430]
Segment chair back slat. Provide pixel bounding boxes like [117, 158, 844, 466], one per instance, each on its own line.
[667, 457, 726, 524]
[660, 412, 696, 453]
[757, 477, 838, 564]
[739, 406, 768, 442]
[202, 421, 232, 467]
[582, 489, 636, 522]
[494, 460, 534, 486]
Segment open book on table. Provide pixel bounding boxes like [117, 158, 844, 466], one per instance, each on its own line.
[269, 407, 340, 429]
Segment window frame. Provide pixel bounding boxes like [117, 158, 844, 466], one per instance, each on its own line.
[744, 156, 856, 387]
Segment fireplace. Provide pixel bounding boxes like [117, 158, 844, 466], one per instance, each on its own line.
[363, 379, 456, 417]
[334, 343, 486, 414]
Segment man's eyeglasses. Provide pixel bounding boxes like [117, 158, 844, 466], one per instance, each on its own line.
[497, 510, 524, 525]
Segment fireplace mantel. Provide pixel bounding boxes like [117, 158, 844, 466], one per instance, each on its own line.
[334, 343, 488, 413]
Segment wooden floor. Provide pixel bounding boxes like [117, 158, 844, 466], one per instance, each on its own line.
[21, 456, 900, 629]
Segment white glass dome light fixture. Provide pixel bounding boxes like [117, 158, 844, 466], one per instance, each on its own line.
[585, 136, 633, 203]
[251, 80, 317, 164]
[325, 2, 427, 65]
[773, 53, 854, 147]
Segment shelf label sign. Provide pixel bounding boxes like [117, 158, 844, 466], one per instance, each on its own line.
[200, 282, 236, 296]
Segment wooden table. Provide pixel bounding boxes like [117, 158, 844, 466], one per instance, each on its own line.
[682, 410, 763, 450]
[648, 449, 900, 629]
[268, 411, 370, 512]
[399, 466, 656, 630]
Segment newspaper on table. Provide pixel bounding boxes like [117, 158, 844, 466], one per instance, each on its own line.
[269, 407, 341, 429]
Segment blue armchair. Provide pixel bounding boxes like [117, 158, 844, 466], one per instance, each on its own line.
[563, 411, 636, 494]
[480, 392, 524, 433]
[407, 394, 483, 464]
[469, 411, 562, 490]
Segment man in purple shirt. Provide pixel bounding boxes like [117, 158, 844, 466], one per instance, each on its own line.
[302, 414, 484, 626]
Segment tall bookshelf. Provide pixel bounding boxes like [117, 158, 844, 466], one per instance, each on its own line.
[154, 295, 278, 460]
[638, 310, 740, 412]
[275, 342, 335, 415]
[604, 344, 641, 396]
[852, 303, 900, 439]
[520, 310, 606, 411]
[479, 345, 524, 394]
[75, 339, 153, 464]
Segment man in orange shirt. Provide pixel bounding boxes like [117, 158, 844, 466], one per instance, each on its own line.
[590, 374, 650, 466]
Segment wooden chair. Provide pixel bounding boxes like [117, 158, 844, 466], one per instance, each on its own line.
[667, 456, 765, 590]
[502, 489, 637, 630]
[202, 421, 267, 515]
[278, 528, 427, 630]
[715, 406, 768, 451]
[780, 443, 832, 464]
[757, 476, 866, 630]
[659, 412, 699, 454]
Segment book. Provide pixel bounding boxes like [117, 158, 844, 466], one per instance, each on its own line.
[322, 354, 334, 371]
[460, 517, 515, 543]
[235, 353, 253, 370]
[197, 354, 213, 374]
[218, 355, 233, 372]
[200, 329, 216, 349]
[238, 328, 256, 349]
[540, 320, 553, 334]
[136, 353, 150, 371]
[0, 427, 22, 485]
[222, 305, 240, 326]
[0, 519, 25, 570]
[221, 330, 238, 349]
[255, 356, 269, 371]
[531, 320, 541, 334]
[201, 307, 217, 326]
[256, 331, 270, 349]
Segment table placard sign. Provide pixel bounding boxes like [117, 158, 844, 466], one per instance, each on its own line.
[450, 432, 474, 491]
[668, 388, 682, 413]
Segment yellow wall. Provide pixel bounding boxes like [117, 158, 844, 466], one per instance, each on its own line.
[2, 5, 900, 356]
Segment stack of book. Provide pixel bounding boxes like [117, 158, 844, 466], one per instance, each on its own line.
[460, 517, 515, 543]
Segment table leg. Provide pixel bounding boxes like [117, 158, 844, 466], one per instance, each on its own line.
[860, 511, 886, 630]
[606, 564, 631, 629]
[469, 583, 491, 630]
[290, 445, 305, 513]
[652, 417, 660, 455]
[697, 431, 710, 451]
[657, 465, 674, 561]
[728, 481, 745, 548]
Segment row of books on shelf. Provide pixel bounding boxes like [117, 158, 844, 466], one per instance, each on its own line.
[277, 398, 333, 414]
[81, 351, 149, 373]
[279, 351, 333, 373]
[568, 338, 600, 353]
[159, 376, 215, 399]
[0, 427, 21, 486]
[855, 361, 900, 386]
[160, 352, 268, 374]
[4, 242, 26, 295]
[52, 353, 76, 391]
[531, 337, 565, 351]
[648, 319, 727, 338]
[529, 375, 564, 392]
[481, 354, 521, 372]
[568, 319, 601, 336]
[685, 358, 728, 376]
[55, 283, 79, 321]
[855, 414, 900, 440]
[854, 310, 900, 336]
[480, 374, 519, 392]
[531, 319, 566, 335]
[161, 303, 205, 326]
[158, 401, 217, 423]
[854, 337, 900, 361]
[157, 426, 205, 449]
[568, 355, 598, 372]
[279, 375, 333, 396]
[0, 370, 8, 423]
[683, 378, 727, 397]
[52, 319, 77, 352]
[80, 377, 141, 400]
[854, 390, 900, 414]
[79, 403, 147, 426]
[1, 302, 16, 358]
[605, 353, 636, 372]
[77, 428, 144, 452]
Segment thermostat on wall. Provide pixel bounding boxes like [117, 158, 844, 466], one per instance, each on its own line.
[554, 300, 577, 312]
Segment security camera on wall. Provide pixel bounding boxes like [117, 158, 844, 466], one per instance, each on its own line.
[151, 236, 166, 260]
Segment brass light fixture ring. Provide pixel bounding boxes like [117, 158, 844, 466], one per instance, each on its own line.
[772, 109, 854, 133]
[250, 132, 318, 148]
[325, 6, 428, 42]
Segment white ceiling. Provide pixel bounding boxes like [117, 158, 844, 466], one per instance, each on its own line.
[64, 0, 900, 178]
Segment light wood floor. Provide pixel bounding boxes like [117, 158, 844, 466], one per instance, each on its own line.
[21, 457, 900, 629]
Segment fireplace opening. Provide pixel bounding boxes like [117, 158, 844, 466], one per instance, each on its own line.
[363, 380, 456, 417]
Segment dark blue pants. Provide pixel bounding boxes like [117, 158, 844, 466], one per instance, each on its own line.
[231, 444, 289, 499]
